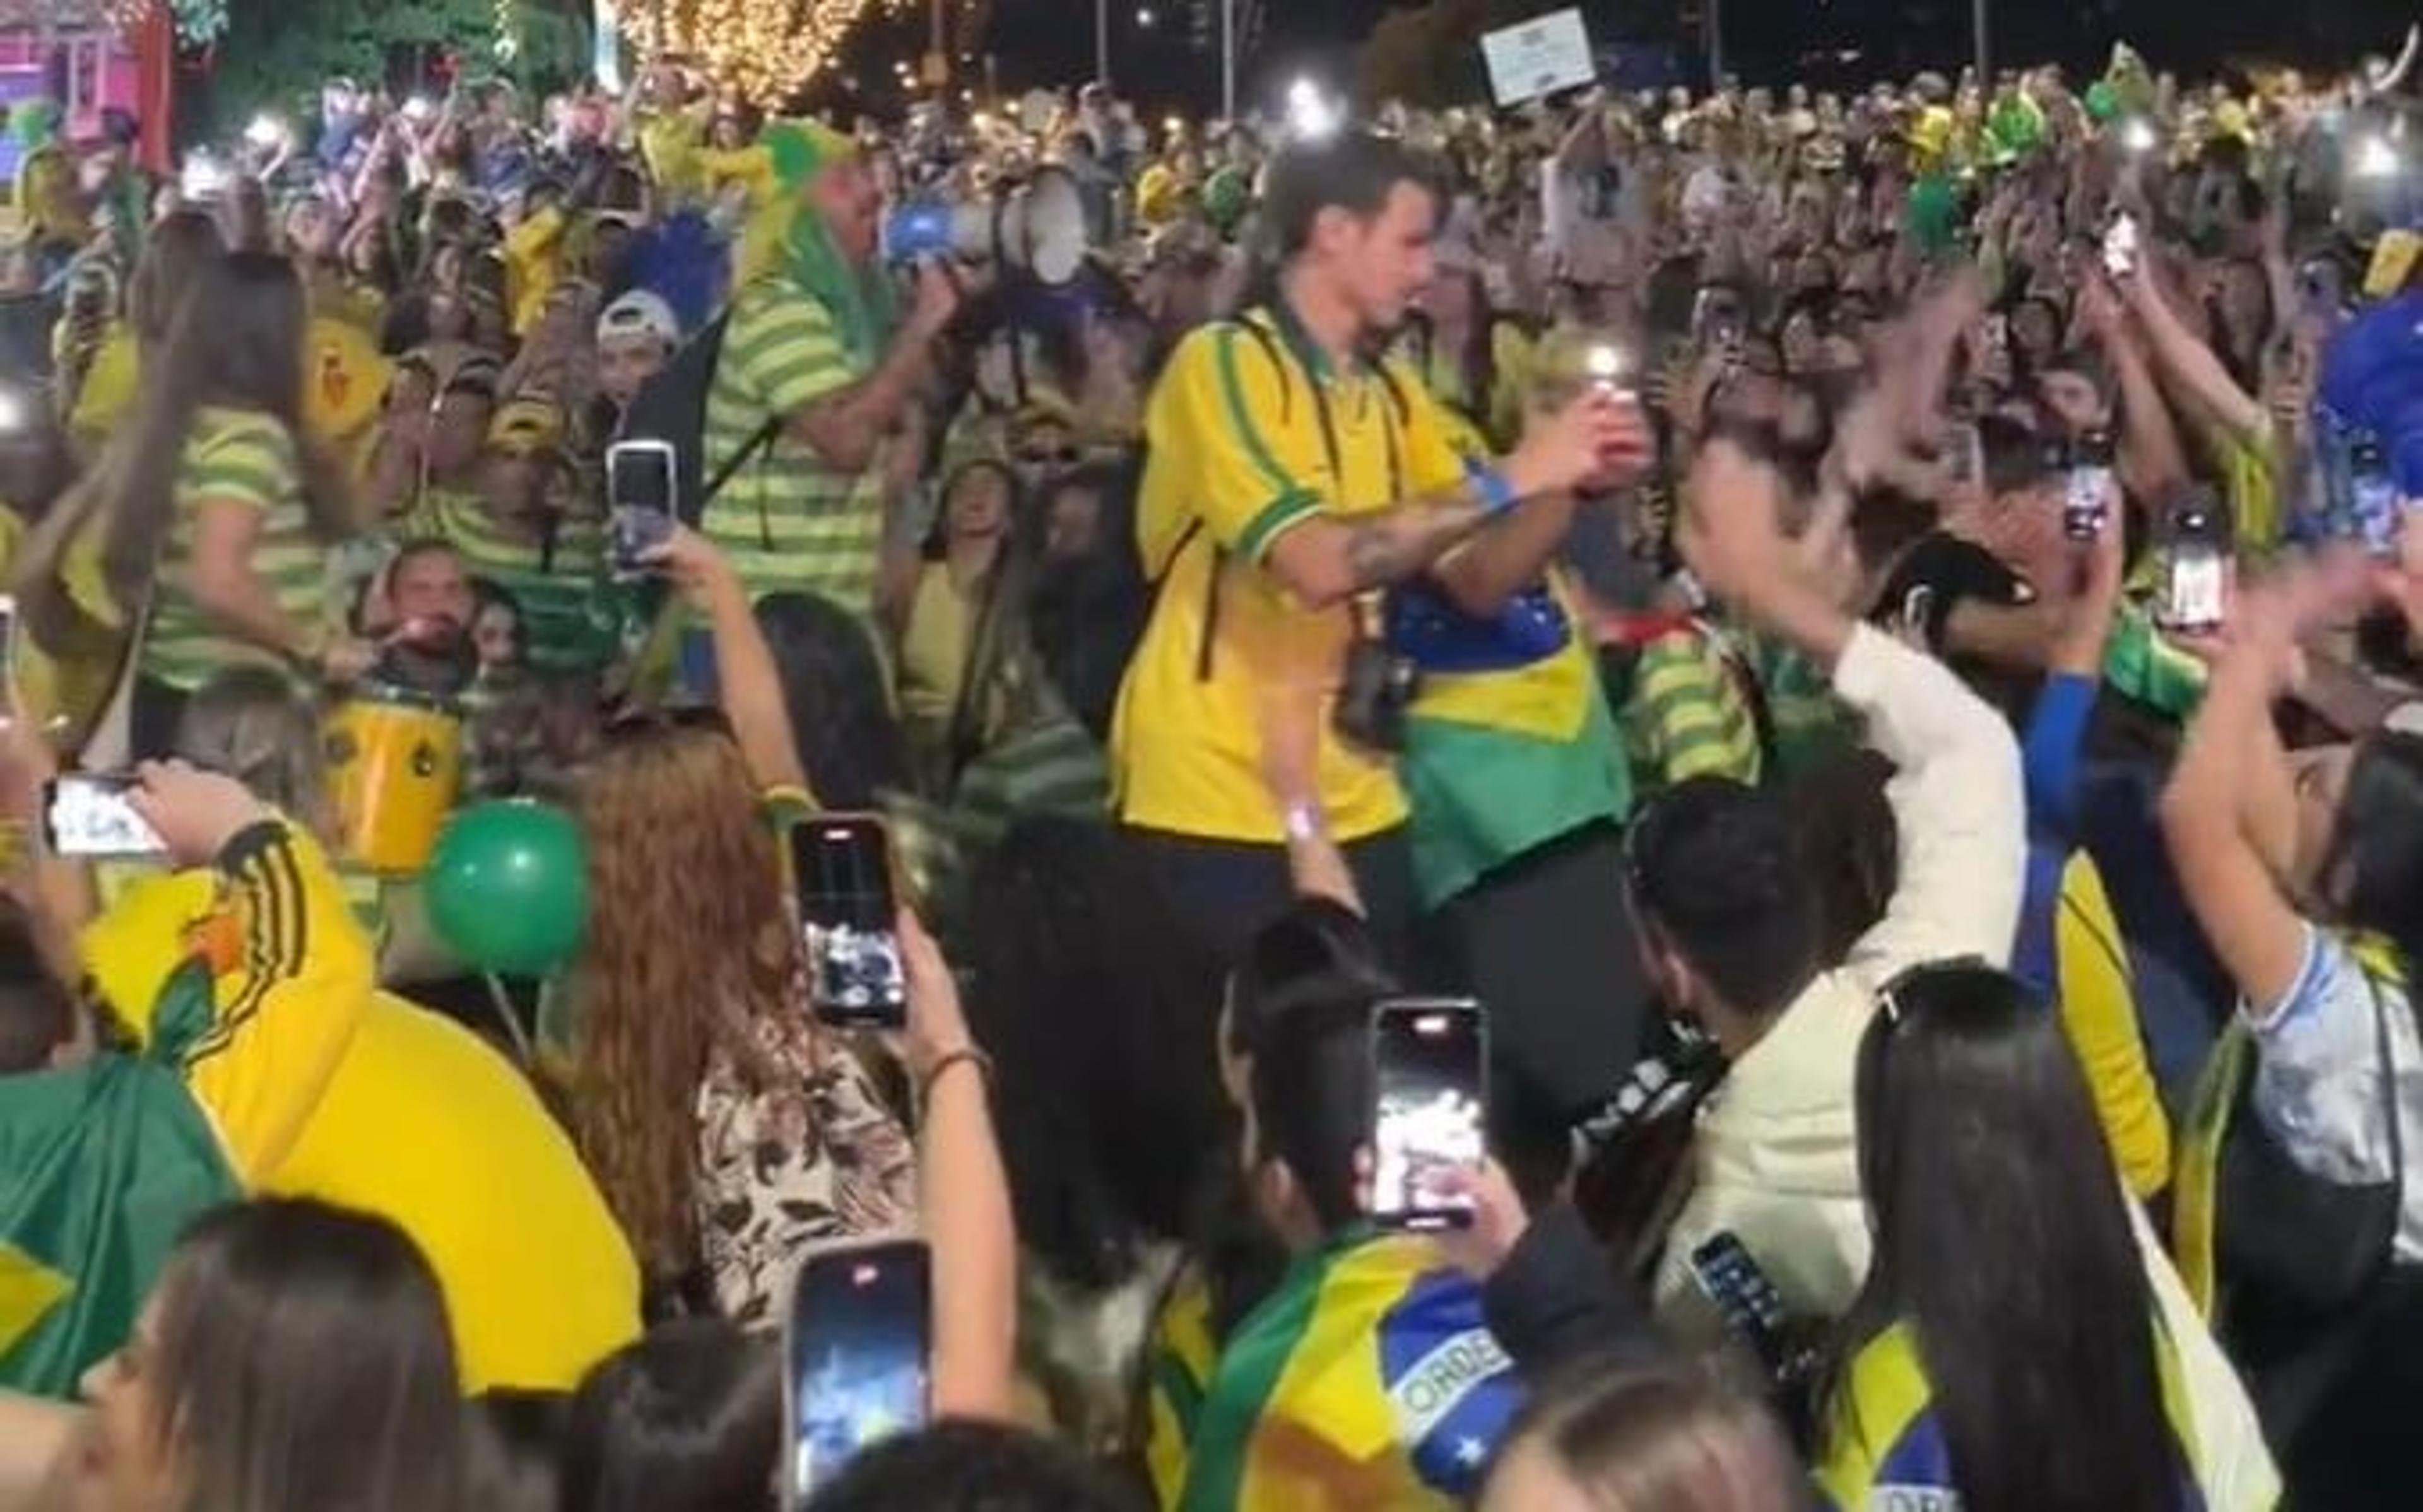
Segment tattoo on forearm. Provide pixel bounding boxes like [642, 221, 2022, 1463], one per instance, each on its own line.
[1342, 493, 1492, 592]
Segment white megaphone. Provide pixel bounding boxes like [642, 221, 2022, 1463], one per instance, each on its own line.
[881, 165, 1091, 286]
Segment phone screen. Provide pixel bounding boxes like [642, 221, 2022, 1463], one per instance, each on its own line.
[2065, 466, 2112, 540]
[1687, 1232, 1794, 1374]
[44, 775, 166, 859]
[2161, 548, 2229, 633]
[789, 818, 907, 1028]
[2102, 214, 2140, 279]
[1370, 999, 1487, 1231]
[786, 1240, 931, 1503]
[606, 442, 676, 575]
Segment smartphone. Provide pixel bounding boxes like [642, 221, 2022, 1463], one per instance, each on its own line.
[2101, 213, 2140, 279]
[1687, 1232, 1798, 1380]
[789, 816, 908, 1029]
[42, 773, 167, 859]
[2161, 546, 2230, 635]
[782, 1238, 931, 1507]
[1369, 997, 1488, 1232]
[2348, 438, 2402, 559]
[604, 439, 677, 578]
[1895, 584, 1938, 648]
[1692, 288, 1744, 356]
[2297, 257, 2343, 321]
[2065, 430, 2115, 542]
[1943, 421, 1983, 488]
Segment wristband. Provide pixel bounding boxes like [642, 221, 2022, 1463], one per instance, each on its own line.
[1466, 459, 1519, 517]
[919, 1045, 994, 1100]
[1283, 800, 1327, 845]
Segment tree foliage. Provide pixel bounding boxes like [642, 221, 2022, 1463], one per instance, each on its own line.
[206, 0, 588, 127]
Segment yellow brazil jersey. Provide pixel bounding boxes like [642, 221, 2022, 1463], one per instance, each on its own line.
[504, 205, 568, 340]
[1111, 305, 1468, 844]
[85, 857, 641, 1393]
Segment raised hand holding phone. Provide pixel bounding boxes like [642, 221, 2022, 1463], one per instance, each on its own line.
[789, 816, 909, 1031]
[125, 761, 271, 865]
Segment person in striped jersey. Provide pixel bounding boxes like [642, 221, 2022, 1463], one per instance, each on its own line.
[15, 249, 372, 760]
[413, 398, 617, 675]
[700, 120, 967, 622]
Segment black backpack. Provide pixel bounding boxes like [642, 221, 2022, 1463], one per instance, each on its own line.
[615, 310, 779, 527]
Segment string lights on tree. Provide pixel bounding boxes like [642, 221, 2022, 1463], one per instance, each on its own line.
[97, 0, 228, 47]
[615, 0, 911, 103]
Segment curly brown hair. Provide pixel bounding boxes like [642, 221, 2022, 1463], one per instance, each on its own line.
[565, 722, 798, 1281]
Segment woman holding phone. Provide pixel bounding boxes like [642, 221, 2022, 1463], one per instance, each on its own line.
[555, 531, 1012, 1414]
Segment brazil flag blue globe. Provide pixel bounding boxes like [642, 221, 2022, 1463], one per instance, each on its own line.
[425, 800, 591, 976]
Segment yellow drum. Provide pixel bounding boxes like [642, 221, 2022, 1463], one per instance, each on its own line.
[325, 685, 464, 876]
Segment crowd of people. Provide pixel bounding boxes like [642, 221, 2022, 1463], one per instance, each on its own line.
[0, 25, 2420, 1511]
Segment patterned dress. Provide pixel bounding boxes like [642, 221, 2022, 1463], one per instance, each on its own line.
[693, 1002, 918, 1331]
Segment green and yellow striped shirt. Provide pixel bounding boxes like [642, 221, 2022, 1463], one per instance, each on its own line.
[700, 276, 884, 619]
[141, 406, 332, 692]
[411, 486, 615, 674]
[1622, 622, 1856, 797]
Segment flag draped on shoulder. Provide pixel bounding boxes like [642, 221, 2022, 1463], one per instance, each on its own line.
[1176, 1234, 1523, 1512]
[0, 966, 240, 1398]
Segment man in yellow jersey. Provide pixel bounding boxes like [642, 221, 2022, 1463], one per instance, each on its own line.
[1112, 129, 1632, 963]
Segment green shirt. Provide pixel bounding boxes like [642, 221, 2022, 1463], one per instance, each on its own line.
[701, 275, 884, 618]
[141, 406, 331, 691]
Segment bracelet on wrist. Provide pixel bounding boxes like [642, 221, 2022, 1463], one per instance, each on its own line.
[1282, 799, 1327, 845]
[919, 1045, 993, 1100]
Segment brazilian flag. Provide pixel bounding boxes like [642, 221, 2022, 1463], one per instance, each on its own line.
[0, 968, 241, 1398]
[1175, 1234, 1523, 1512]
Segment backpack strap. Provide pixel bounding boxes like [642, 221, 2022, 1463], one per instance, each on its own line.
[701, 416, 781, 510]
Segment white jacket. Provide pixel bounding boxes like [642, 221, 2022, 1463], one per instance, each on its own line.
[1651, 626, 2279, 1509]
[1655, 624, 2026, 1323]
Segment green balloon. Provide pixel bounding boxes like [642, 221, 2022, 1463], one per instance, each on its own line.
[2085, 81, 2119, 124]
[425, 800, 591, 977]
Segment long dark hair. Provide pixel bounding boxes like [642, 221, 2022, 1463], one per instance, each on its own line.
[16, 249, 356, 650]
[960, 818, 1228, 1292]
[128, 208, 225, 349]
[755, 591, 909, 810]
[1827, 963, 2179, 1512]
[2319, 731, 2423, 985]
[558, 1319, 781, 1512]
[148, 1198, 464, 1512]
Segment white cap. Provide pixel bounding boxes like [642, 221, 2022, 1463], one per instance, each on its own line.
[596, 290, 680, 349]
